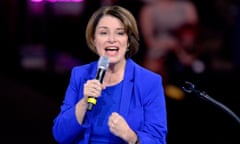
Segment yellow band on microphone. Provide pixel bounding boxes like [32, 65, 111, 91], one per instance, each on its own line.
[88, 97, 97, 105]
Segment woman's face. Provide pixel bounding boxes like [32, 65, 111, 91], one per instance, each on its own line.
[94, 15, 128, 65]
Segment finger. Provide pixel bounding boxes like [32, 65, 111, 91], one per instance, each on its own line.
[111, 112, 119, 117]
[94, 85, 102, 92]
[86, 84, 102, 96]
[108, 121, 114, 130]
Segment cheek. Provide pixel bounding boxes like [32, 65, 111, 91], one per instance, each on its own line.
[122, 40, 129, 51]
[94, 39, 101, 48]
[94, 38, 104, 47]
[120, 37, 128, 46]
[94, 41, 105, 54]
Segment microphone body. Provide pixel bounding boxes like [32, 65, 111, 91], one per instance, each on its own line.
[87, 56, 109, 111]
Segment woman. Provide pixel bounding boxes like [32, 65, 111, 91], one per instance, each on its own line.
[52, 5, 167, 144]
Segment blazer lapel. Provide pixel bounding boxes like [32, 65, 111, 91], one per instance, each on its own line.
[119, 59, 135, 117]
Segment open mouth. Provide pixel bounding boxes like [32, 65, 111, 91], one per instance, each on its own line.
[105, 47, 119, 51]
[105, 47, 119, 56]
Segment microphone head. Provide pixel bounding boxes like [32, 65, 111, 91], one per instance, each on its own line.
[98, 56, 109, 70]
[182, 81, 195, 93]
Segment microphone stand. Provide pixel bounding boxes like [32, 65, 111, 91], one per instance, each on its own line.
[182, 81, 240, 126]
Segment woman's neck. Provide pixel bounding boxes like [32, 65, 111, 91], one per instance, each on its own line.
[103, 59, 126, 86]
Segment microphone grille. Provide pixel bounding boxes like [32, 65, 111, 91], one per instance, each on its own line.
[98, 56, 109, 70]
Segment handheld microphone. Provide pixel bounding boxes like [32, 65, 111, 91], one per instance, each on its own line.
[87, 56, 109, 111]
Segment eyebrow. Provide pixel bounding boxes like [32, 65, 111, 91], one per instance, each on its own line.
[97, 26, 124, 30]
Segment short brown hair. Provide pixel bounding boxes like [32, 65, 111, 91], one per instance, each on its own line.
[85, 5, 139, 58]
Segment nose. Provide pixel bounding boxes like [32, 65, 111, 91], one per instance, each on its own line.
[108, 34, 116, 43]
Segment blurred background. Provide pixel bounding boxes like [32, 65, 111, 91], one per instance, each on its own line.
[0, 0, 240, 143]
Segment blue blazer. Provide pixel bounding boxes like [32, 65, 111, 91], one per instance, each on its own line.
[52, 59, 167, 144]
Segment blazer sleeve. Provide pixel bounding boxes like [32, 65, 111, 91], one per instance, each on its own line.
[52, 67, 89, 143]
[135, 71, 168, 144]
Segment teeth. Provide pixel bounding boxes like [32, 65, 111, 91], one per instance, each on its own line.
[106, 47, 118, 51]
[107, 47, 117, 49]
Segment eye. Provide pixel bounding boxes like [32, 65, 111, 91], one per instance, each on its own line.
[100, 31, 107, 35]
[116, 30, 126, 36]
[117, 32, 125, 35]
